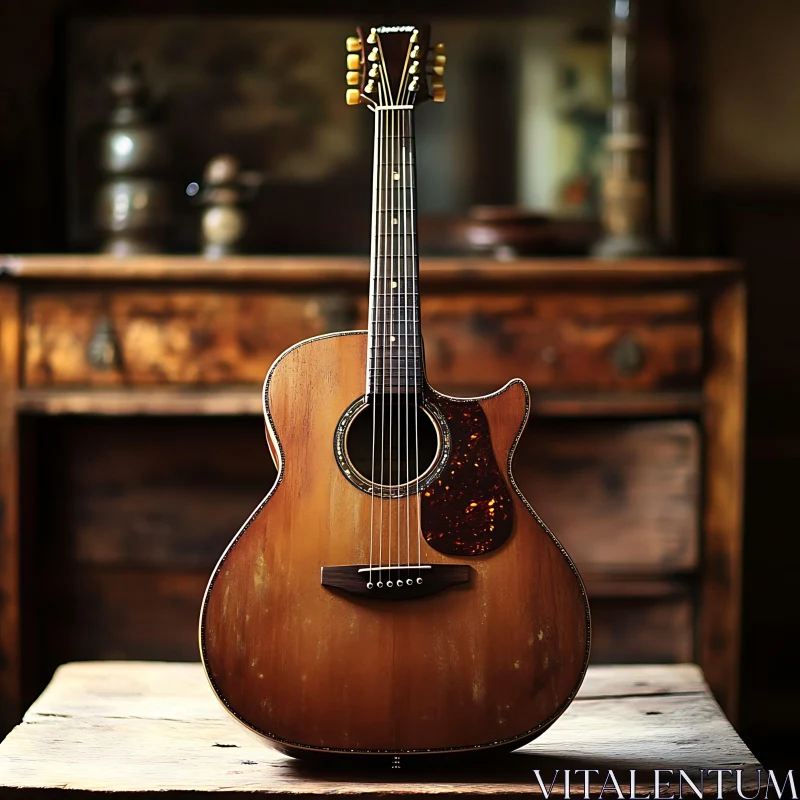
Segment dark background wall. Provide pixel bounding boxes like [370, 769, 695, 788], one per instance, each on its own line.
[1, 0, 799, 762]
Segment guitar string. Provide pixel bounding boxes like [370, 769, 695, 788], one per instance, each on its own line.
[396, 98, 405, 582]
[374, 43, 393, 584]
[388, 85, 398, 584]
[366, 72, 382, 589]
[409, 102, 423, 579]
[396, 54, 419, 580]
[399, 76, 415, 579]
[401, 96, 411, 580]
[400, 43, 420, 580]
[408, 99, 423, 578]
[377, 80, 388, 586]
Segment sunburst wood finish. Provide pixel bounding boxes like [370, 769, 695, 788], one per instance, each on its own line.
[200, 331, 590, 757]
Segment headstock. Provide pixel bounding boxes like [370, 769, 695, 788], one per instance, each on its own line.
[344, 25, 446, 109]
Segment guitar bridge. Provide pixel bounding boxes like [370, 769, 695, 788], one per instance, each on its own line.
[321, 564, 471, 599]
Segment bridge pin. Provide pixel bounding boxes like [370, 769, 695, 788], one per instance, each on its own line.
[406, 579, 413, 586]
[387, 581, 394, 587]
[366, 582, 374, 589]
[416, 577, 423, 585]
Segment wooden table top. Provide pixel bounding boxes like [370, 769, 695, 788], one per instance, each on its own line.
[0, 662, 759, 798]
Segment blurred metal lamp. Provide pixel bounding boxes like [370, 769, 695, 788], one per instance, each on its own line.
[96, 58, 171, 256]
[187, 156, 263, 259]
[592, 0, 658, 258]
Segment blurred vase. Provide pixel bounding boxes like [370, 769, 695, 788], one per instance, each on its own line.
[592, 0, 658, 258]
[188, 155, 263, 259]
[96, 58, 171, 256]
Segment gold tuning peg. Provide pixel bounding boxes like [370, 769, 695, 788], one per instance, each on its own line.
[435, 42, 445, 55]
[433, 64, 445, 77]
[346, 36, 360, 52]
[347, 53, 361, 70]
[435, 53, 446, 67]
[432, 79, 444, 90]
[433, 86, 446, 103]
[346, 71, 360, 86]
[346, 88, 361, 105]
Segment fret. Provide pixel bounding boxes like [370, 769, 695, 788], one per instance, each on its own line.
[372, 318, 419, 334]
[368, 382, 425, 386]
[368, 353, 423, 360]
[376, 212, 415, 222]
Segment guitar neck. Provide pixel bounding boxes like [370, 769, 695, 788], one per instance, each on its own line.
[366, 106, 424, 395]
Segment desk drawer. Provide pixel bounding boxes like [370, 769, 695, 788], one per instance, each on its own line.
[421, 292, 703, 391]
[24, 290, 702, 390]
[23, 291, 359, 387]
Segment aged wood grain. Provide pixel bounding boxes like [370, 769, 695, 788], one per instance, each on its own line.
[589, 594, 694, 664]
[63, 418, 272, 569]
[23, 291, 701, 392]
[0, 285, 20, 734]
[201, 333, 590, 755]
[519, 421, 700, 574]
[423, 293, 702, 392]
[42, 569, 208, 664]
[23, 292, 345, 387]
[0, 662, 760, 798]
[699, 281, 746, 722]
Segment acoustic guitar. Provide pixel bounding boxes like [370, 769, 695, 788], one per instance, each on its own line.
[200, 24, 591, 761]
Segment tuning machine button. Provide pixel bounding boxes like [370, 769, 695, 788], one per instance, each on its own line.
[345, 88, 360, 105]
[346, 71, 360, 86]
[347, 53, 361, 70]
[433, 43, 446, 75]
[346, 36, 360, 52]
[433, 86, 447, 103]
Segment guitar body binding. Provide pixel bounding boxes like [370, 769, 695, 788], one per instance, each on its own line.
[199, 331, 591, 758]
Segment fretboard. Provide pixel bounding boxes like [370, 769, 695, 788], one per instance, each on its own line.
[367, 108, 424, 395]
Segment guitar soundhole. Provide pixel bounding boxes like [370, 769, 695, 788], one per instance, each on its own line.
[342, 397, 442, 492]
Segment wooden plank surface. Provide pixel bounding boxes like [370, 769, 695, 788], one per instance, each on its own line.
[0, 662, 760, 797]
[1, 255, 740, 284]
[524, 421, 700, 574]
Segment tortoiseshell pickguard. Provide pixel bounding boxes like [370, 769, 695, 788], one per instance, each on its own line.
[421, 394, 514, 556]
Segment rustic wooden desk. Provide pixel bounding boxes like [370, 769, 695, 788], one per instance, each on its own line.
[0, 257, 746, 737]
[0, 662, 759, 799]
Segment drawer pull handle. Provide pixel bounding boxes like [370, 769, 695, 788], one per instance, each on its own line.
[611, 333, 645, 377]
[87, 317, 120, 370]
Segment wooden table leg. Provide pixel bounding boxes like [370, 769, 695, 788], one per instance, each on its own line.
[0, 285, 21, 734]
[700, 278, 746, 722]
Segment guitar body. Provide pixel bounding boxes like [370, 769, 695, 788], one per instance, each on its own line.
[200, 331, 591, 758]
